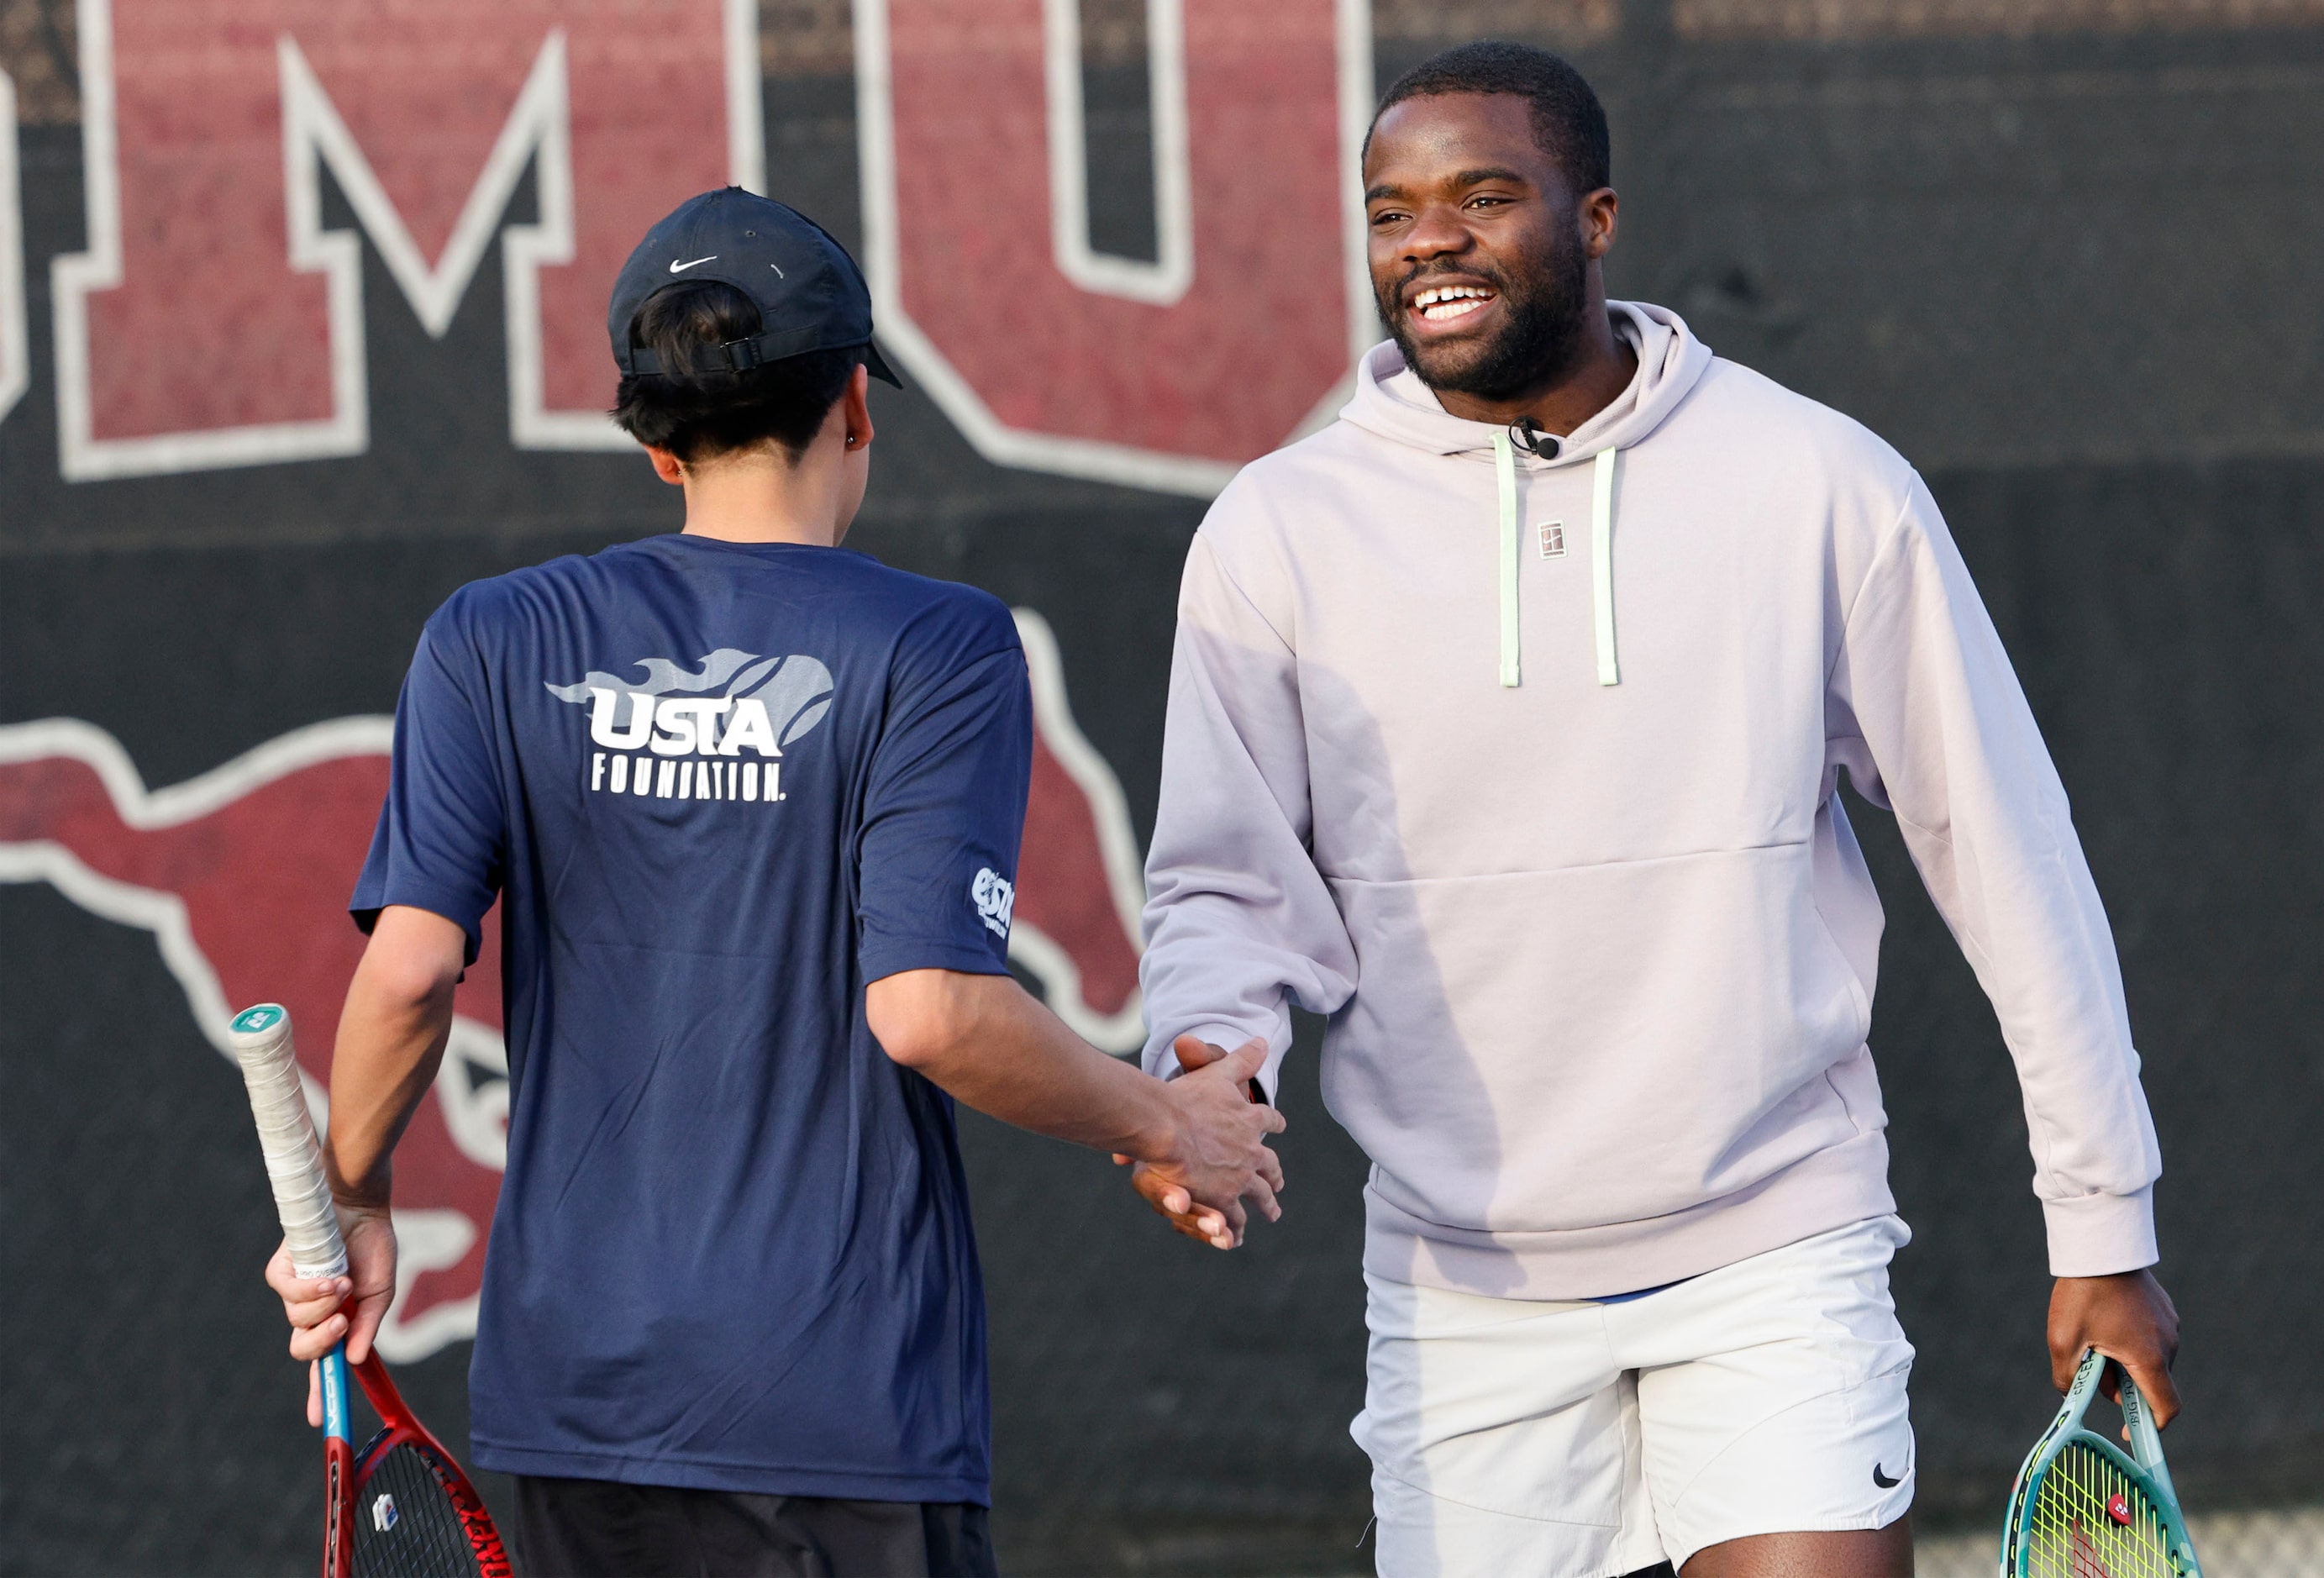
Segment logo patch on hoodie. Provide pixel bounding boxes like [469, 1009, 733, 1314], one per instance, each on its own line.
[1538, 520, 1566, 559]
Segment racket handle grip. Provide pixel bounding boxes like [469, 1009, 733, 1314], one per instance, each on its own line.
[226, 1004, 349, 1281]
[2116, 1368, 2179, 1502]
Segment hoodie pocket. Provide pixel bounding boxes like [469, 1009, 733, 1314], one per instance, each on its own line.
[1322, 843, 1875, 1234]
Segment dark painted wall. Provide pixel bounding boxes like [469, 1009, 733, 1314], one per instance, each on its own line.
[5, 7, 2321, 1573]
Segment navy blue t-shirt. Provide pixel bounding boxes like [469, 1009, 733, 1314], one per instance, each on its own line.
[351, 534, 1031, 1502]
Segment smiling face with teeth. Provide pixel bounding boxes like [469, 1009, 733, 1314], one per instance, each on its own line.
[1364, 92, 1627, 428]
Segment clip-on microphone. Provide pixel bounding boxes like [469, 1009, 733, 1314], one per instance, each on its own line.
[1507, 417, 1559, 459]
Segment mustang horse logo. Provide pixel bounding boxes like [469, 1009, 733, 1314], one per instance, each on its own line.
[0, 610, 1143, 1359]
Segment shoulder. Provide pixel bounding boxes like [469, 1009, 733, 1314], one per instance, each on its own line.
[1678, 360, 1943, 608]
[836, 563, 1025, 703]
[1186, 421, 1370, 591]
[425, 545, 628, 639]
[865, 563, 1018, 655]
[1683, 357, 1917, 503]
[1210, 419, 1371, 523]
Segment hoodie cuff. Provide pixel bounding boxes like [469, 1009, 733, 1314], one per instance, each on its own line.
[2043, 1185, 2158, 1277]
[1161, 1022, 1288, 1104]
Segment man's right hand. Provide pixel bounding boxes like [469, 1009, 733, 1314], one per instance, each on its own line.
[263, 1202, 397, 1426]
[1117, 1035, 1285, 1249]
[261, 904, 460, 1423]
[2049, 1268, 2181, 1430]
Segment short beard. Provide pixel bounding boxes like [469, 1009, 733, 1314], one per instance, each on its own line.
[1380, 222, 1591, 402]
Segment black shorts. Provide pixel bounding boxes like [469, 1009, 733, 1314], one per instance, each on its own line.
[512, 1475, 997, 1578]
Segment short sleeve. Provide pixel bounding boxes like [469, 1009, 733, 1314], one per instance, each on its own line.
[350, 612, 507, 965]
[856, 632, 1033, 984]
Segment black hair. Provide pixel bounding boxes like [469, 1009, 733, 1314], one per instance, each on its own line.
[611, 279, 860, 464]
[1369, 40, 1611, 196]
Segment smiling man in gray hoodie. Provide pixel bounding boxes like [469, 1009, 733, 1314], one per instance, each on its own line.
[1133, 40, 2181, 1578]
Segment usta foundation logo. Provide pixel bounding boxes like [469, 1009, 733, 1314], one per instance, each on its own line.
[544, 647, 834, 807]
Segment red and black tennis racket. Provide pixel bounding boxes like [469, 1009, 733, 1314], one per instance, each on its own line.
[228, 1002, 512, 1578]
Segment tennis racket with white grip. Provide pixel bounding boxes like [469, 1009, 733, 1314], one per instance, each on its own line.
[228, 1002, 511, 1578]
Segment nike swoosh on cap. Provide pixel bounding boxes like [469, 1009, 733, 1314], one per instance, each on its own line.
[668, 255, 717, 273]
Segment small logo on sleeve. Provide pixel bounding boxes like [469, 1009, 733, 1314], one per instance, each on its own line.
[971, 868, 1015, 939]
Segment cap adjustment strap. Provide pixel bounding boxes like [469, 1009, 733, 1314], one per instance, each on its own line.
[626, 334, 780, 379]
[715, 336, 768, 372]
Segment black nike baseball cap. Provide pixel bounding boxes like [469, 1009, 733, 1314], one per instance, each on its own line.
[608, 187, 902, 386]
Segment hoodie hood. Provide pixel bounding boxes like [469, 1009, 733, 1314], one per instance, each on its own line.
[1337, 302, 1716, 691]
[1341, 300, 1714, 466]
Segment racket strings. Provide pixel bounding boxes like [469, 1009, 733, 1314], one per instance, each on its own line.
[2026, 1441, 2174, 1578]
[350, 1442, 491, 1577]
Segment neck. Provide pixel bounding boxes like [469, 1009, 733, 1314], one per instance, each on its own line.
[1432, 281, 1638, 439]
[677, 441, 852, 547]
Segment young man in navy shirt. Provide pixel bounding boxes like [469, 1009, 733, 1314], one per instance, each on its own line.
[266, 188, 1283, 1576]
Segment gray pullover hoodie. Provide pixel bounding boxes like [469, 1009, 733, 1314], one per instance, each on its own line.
[1139, 302, 2161, 1298]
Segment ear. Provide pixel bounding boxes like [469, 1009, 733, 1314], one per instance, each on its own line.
[840, 362, 875, 453]
[1580, 186, 1619, 260]
[642, 444, 686, 485]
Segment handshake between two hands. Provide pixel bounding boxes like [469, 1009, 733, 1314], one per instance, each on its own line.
[1114, 1034, 1286, 1251]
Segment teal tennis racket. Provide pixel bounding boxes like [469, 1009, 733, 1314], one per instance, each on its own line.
[2001, 1347, 2199, 1576]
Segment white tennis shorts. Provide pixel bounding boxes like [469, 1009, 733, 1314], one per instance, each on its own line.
[1353, 1215, 1916, 1577]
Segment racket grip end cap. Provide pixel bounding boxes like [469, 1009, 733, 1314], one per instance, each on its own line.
[227, 1002, 292, 1053]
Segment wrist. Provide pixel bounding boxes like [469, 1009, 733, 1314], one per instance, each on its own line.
[327, 1154, 392, 1213]
[1125, 1078, 1191, 1169]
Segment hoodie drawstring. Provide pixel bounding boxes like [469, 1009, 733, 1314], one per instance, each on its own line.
[1493, 428, 1521, 687]
[1591, 446, 1620, 686]
[1491, 430, 1622, 689]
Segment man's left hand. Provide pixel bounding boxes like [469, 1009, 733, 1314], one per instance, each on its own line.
[2048, 1268, 2180, 1428]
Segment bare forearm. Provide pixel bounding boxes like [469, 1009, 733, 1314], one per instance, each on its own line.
[323, 907, 465, 1207]
[870, 970, 1178, 1159]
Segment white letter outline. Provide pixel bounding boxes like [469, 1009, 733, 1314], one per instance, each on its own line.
[851, 0, 1375, 499]
[0, 68, 27, 428]
[1042, 0, 1191, 307]
[50, 0, 764, 481]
